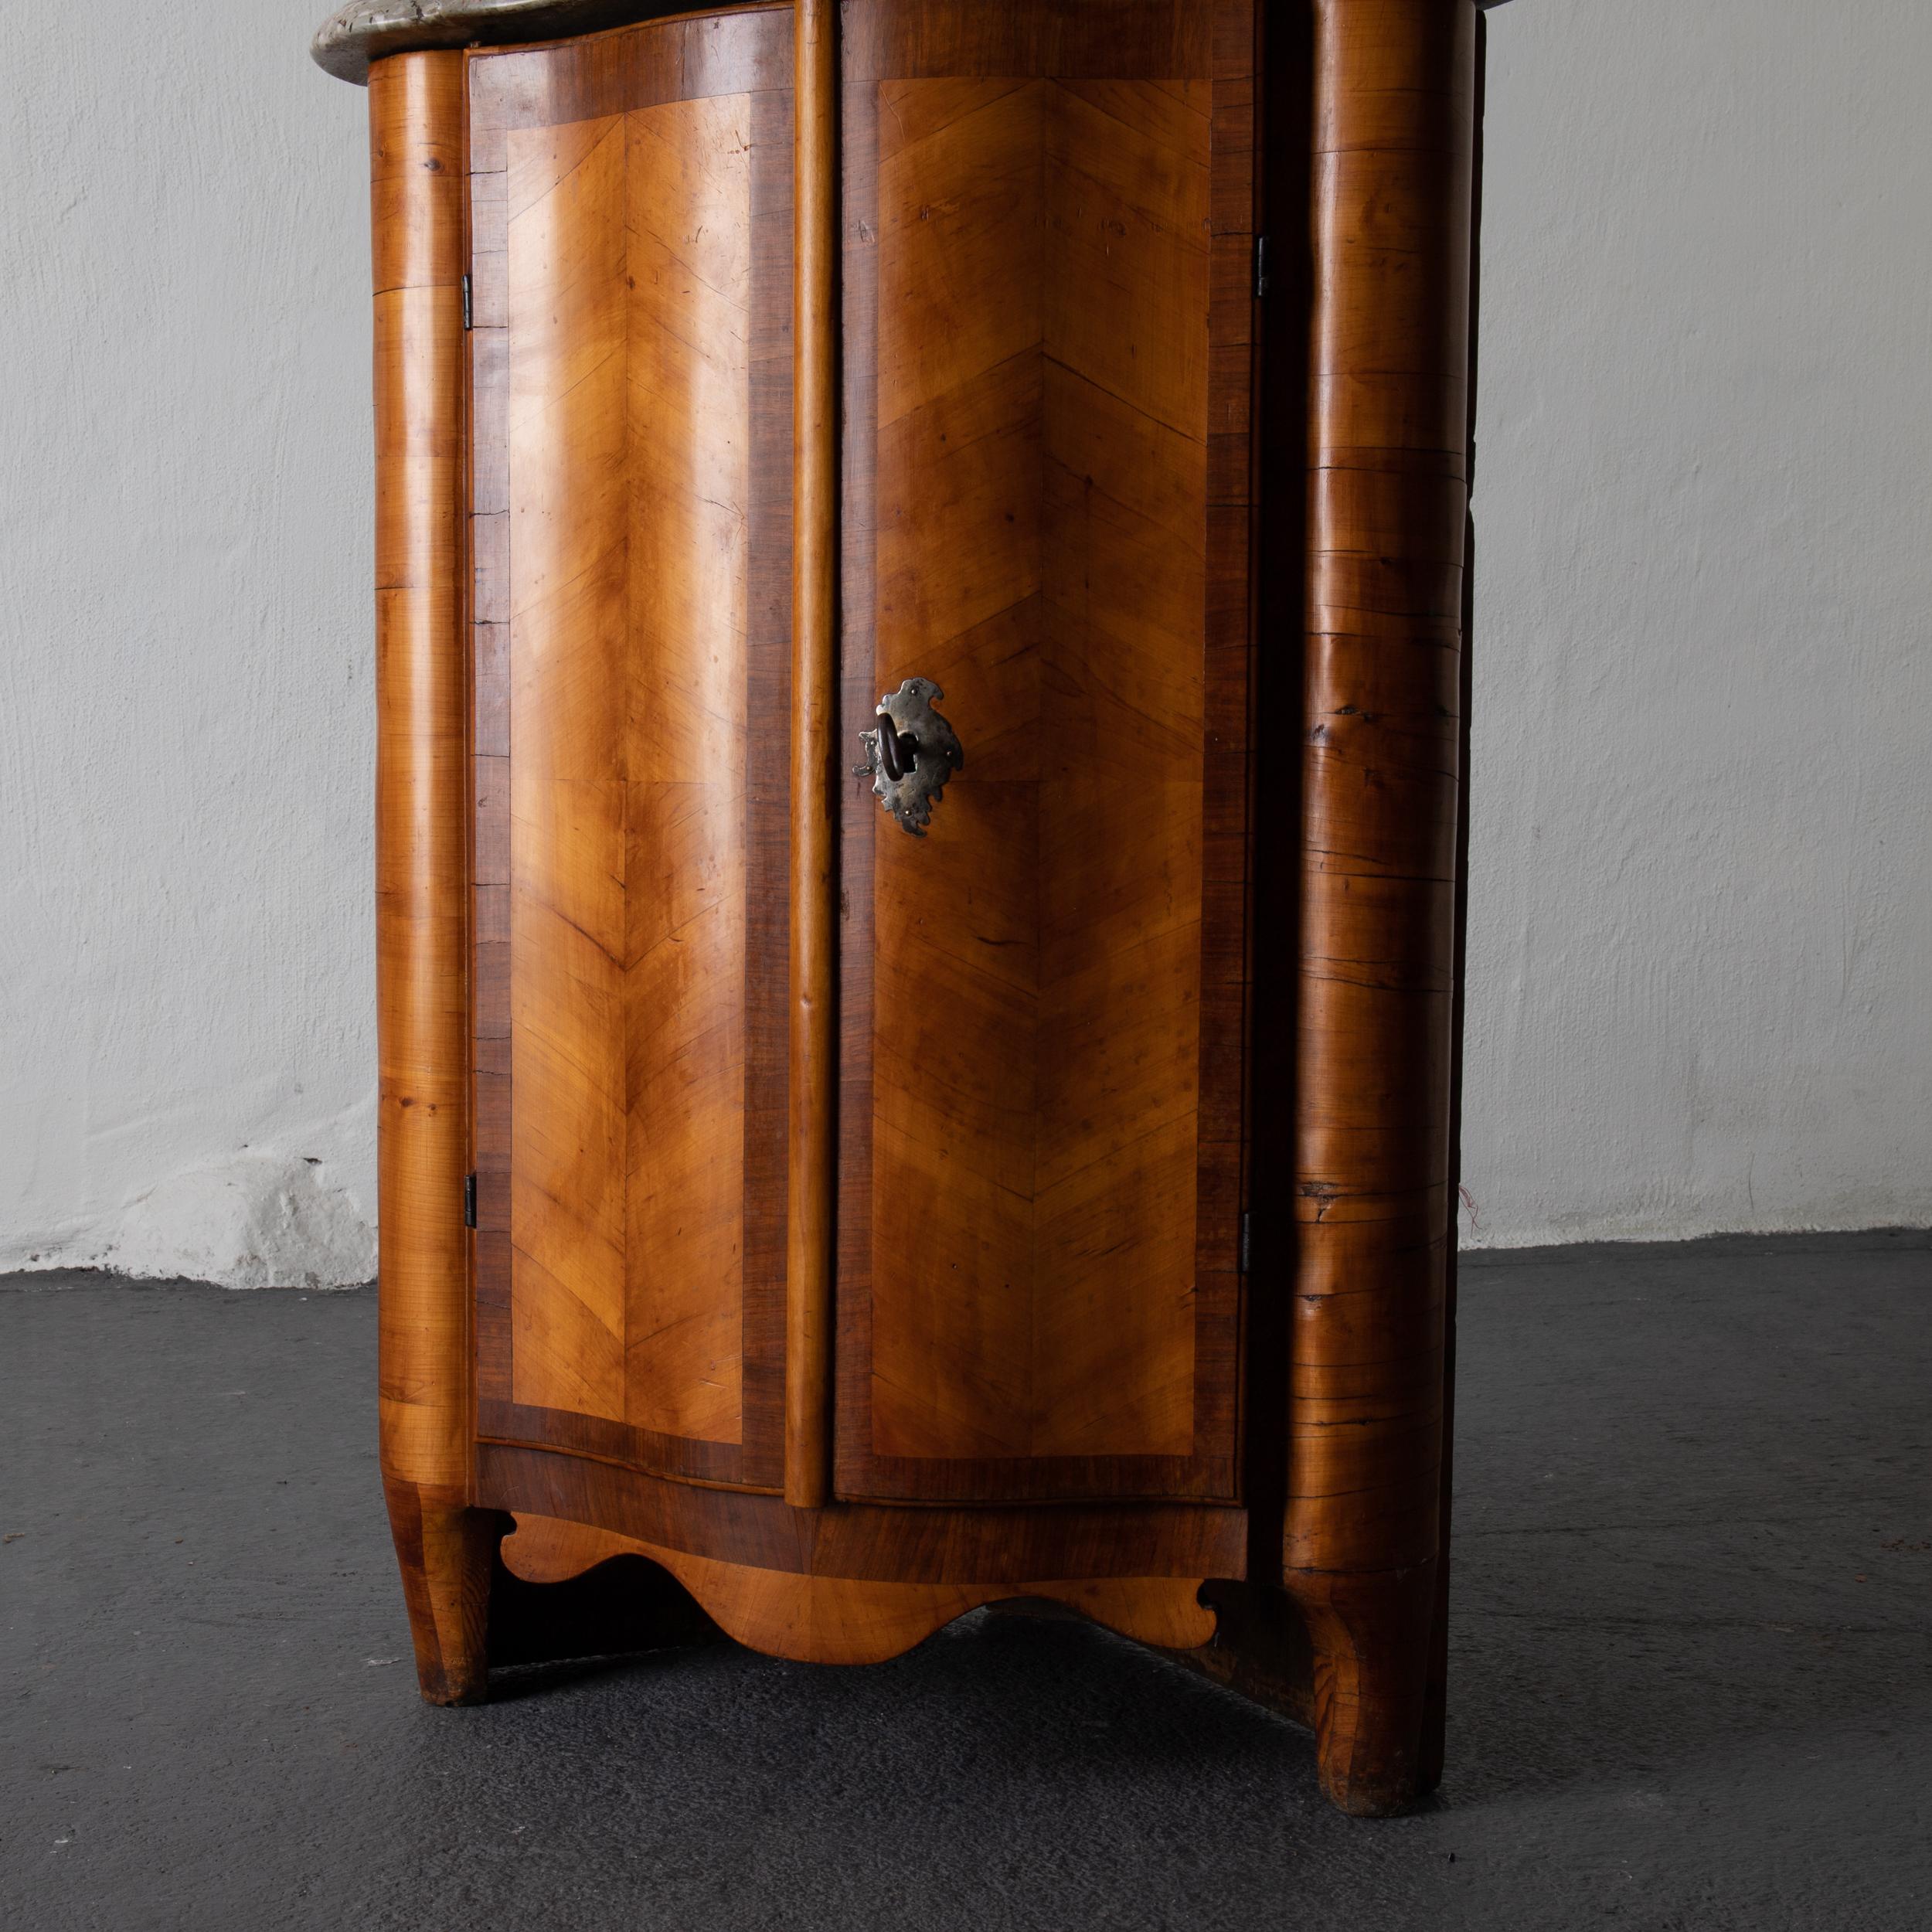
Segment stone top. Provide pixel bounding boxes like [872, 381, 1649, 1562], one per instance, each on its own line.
[319, 1, 1520, 86]
[312, 0, 703, 83]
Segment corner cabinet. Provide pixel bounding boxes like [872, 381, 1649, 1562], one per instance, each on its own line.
[320, 0, 1476, 1817]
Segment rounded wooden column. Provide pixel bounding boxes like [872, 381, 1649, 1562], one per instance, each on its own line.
[370, 49, 493, 1704]
[1283, 0, 1475, 1816]
[786, 0, 840, 1509]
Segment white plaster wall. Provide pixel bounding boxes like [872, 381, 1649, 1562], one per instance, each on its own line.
[0, 1, 1925, 1282]
[0, 2, 378, 1284]
[1461, 0, 1932, 1243]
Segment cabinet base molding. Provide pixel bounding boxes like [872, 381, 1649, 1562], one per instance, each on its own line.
[502, 1514, 1216, 1663]
[475, 1443, 1248, 1587]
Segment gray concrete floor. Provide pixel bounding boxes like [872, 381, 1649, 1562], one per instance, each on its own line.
[3, 1232, 1928, 1931]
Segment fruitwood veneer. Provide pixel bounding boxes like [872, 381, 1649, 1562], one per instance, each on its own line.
[787, 0, 840, 1510]
[370, 49, 495, 1706]
[348, 0, 1475, 1816]
[830, 2, 1258, 1511]
[1281, 0, 1473, 1815]
[468, 5, 794, 1492]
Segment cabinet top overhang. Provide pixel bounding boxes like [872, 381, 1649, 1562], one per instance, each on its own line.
[312, 0, 753, 83]
[315, 0, 1501, 86]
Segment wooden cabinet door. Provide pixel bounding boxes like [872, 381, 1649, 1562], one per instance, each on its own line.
[467, 11, 794, 1492]
[835, 1, 1257, 1503]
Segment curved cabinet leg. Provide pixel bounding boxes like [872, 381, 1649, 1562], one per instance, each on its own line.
[385, 1479, 495, 1705]
[369, 51, 489, 1704]
[1180, 1577, 1434, 1814]
[1291, 1566, 1438, 1818]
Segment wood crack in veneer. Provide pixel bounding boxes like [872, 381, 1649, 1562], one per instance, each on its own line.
[327, 0, 1476, 1817]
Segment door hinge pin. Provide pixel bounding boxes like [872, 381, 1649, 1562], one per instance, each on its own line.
[1253, 235, 1271, 301]
[463, 1172, 478, 1230]
[1239, 1210, 1253, 1274]
[461, 273, 473, 331]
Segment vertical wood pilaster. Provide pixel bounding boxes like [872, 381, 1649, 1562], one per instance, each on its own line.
[787, 0, 841, 1508]
[371, 49, 493, 1703]
[1283, 0, 1475, 1815]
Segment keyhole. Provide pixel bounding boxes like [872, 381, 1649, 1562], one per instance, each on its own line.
[877, 713, 919, 782]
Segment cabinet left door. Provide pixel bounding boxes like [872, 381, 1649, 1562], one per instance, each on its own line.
[465, 10, 795, 1492]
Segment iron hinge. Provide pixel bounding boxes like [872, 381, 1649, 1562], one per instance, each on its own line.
[1253, 234, 1271, 301]
[1239, 1210, 1253, 1274]
[463, 1172, 478, 1230]
[461, 273, 473, 331]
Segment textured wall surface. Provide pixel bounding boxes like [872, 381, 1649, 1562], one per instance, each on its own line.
[1460, 0, 1932, 1245]
[0, 3, 377, 1284]
[0, 1, 1926, 1284]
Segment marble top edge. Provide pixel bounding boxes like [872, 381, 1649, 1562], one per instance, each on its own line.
[311, 0, 709, 84]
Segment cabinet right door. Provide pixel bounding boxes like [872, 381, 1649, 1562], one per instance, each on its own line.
[835, 0, 1257, 1505]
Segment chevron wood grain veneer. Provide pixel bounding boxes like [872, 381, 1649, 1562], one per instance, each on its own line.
[323, 0, 1477, 1816]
